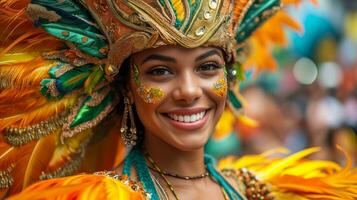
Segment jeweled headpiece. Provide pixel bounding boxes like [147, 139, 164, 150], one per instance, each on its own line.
[0, 0, 304, 195]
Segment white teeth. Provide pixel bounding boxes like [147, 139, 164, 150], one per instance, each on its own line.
[168, 111, 206, 123]
[184, 115, 190, 122]
[190, 114, 196, 122]
[179, 115, 184, 121]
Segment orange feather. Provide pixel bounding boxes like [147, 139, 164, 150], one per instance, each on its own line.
[2, 142, 36, 194]
[0, 95, 77, 131]
[0, 58, 53, 89]
[22, 134, 56, 188]
[80, 116, 125, 172]
[233, 0, 250, 25]
[0, 0, 63, 57]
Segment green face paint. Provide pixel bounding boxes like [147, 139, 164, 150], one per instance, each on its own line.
[133, 64, 141, 86]
[223, 65, 228, 77]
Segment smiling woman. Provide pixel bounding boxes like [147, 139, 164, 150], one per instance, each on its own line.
[1, 0, 357, 200]
[129, 47, 226, 152]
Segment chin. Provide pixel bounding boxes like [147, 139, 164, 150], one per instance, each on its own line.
[169, 131, 211, 152]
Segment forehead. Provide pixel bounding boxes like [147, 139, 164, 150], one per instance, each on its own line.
[132, 45, 223, 61]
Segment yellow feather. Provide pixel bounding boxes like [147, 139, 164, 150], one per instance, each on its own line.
[237, 115, 259, 127]
[171, 0, 185, 22]
[261, 147, 321, 179]
[48, 129, 92, 170]
[219, 147, 357, 200]
[213, 108, 235, 139]
[0, 52, 37, 65]
[282, 160, 342, 178]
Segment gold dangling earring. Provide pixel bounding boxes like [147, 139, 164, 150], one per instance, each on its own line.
[120, 97, 137, 147]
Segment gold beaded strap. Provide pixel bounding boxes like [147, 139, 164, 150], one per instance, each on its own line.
[221, 168, 273, 200]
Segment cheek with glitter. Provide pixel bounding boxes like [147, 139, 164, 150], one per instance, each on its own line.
[137, 85, 164, 104]
[132, 64, 164, 104]
[212, 78, 227, 97]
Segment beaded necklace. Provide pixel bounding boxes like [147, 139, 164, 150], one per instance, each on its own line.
[146, 153, 230, 200]
[123, 147, 245, 200]
[147, 165, 210, 180]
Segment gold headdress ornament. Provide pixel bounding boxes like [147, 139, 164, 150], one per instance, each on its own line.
[0, 0, 319, 197]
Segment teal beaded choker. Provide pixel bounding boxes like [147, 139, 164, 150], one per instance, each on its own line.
[123, 147, 244, 200]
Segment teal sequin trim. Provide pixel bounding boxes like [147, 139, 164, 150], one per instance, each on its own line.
[123, 148, 160, 200]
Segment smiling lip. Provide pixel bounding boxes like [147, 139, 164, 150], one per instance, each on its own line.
[163, 108, 210, 131]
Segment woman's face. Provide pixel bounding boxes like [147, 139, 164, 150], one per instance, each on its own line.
[128, 45, 227, 151]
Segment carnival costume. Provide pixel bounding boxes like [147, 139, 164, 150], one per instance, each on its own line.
[0, 0, 357, 199]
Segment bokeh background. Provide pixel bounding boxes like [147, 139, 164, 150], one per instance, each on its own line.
[206, 0, 357, 165]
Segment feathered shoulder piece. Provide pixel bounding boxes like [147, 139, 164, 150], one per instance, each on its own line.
[7, 171, 149, 200]
[8, 148, 357, 200]
[219, 147, 357, 200]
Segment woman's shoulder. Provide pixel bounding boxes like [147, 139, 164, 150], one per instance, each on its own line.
[8, 171, 150, 200]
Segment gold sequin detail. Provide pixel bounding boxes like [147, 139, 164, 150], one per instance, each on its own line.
[82, 37, 88, 43]
[61, 31, 69, 37]
[212, 78, 227, 97]
[39, 151, 84, 180]
[4, 111, 68, 146]
[94, 171, 152, 199]
[221, 168, 273, 200]
[0, 164, 15, 188]
[45, 79, 61, 97]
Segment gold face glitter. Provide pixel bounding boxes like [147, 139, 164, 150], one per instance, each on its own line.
[212, 78, 227, 97]
[132, 64, 164, 104]
[136, 85, 164, 103]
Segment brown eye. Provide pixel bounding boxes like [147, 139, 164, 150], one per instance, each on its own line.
[197, 62, 222, 72]
[147, 67, 173, 76]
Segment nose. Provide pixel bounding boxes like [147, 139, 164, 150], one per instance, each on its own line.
[172, 70, 203, 104]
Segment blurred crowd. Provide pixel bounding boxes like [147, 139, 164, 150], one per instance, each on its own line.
[239, 0, 357, 165]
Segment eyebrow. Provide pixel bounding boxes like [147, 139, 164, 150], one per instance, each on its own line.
[141, 49, 223, 64]
[195, 49, 222, 62]
[142, 54, 177, 64]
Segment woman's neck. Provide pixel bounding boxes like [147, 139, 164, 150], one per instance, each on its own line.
[143, 134, 206, 176]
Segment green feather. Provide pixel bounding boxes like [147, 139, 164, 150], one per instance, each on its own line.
[84, 66, 105, 95]
[70, 89, 114, 128]
[31, 0, 108, 58]
[228, 90, 242, 109]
